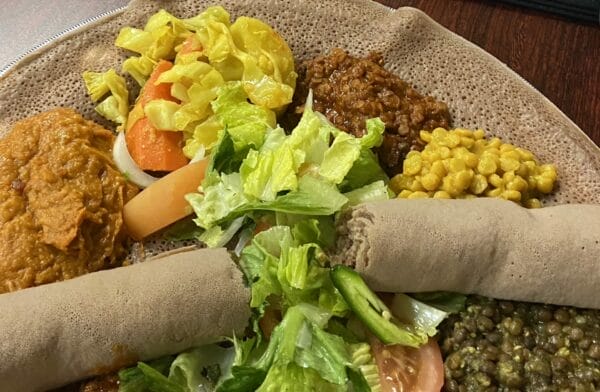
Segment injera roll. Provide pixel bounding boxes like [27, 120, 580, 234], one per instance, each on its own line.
[0, 248, 250, 392]
[335, 199, 600, 309]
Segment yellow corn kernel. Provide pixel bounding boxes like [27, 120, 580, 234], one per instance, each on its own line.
[407, 191, 429, 199]
[410, 179, 425, 192]
[451, 146, 469, 158]
[470, 174, 488, 194]
[486, 188, 504, 198]
[449, 158, 467, 173]
[516, 148, 534, 161]
[433, 190, 451, 199]
[503, 171, 516, 183]
[527, 176, 537, 190]
[421, 172, 441, 191]
[454, 170, 474, 192]
[516, 162, 529, 177]
[403, 154, 422, 176]
[441, 175, 455, 195]
[457, 194, 477, 199]
[406, 150, 420, 159]
[524, 198, 542, 208]
[506, 176, 528, 192]
[500, 157, 520, 172]
[536, 176, 554, 193]
[523, 160, 537, 172]
[439, 146, 451, 159]
[463, 152, 479, 168]
[455, 128, 474, 137]
[445, 133, 461, 148]
[430, 160, 447, 178]
[390, 174, 412, 192]
[488, 137, 502, 149]
[478, 155, 498, 176]
[501, 150, 521, 161]
[503, 190, 522, 202]
[432, 128, 447, 140]
[421, 149, 440, 163]
[473, 129, 485, 140]
[397, 190, 413, 199]
[488, 173, 504, 188]
[420, 130, 432, 143]
[500, 143, 515, 152]
[540, 164, 557, 180]
[460, 136, 474, 149]
[485, 147, 501, 156]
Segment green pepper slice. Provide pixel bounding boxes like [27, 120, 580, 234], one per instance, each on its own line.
[330, 265, 426, 347]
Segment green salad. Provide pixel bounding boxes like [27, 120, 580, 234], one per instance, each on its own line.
[82, 6, 466, 391]
[115, 90, 463, 391]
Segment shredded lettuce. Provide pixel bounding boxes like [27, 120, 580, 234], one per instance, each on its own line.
[118, 345, 235, 392]
[186, 92, 391, 244]
[82, 69, 129, 125]
[343, 180, 390, 207]
[183, 82, 276, 159]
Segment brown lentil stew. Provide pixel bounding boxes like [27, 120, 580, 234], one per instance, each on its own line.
[439, 296, 600, 391]
[290, 48, 452, 176]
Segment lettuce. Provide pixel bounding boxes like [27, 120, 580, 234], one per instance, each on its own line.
[229, 17, 297, 109]
[211, 82, 276, 151]
[343, 180, 390, 207]
[82, 69, 129, 125]
[319, 132, 361, 185]
[144, 99, 180, 130]
[118, 345, 234, 392]
[182, 82, 276, 159]
[122, 55, 157, 86]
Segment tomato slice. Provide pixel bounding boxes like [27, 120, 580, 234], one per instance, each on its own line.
[370, 336, 444, 392]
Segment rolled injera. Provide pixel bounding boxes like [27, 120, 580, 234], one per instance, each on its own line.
[0, 248, 250, 392]
[334, 198, 600, 309]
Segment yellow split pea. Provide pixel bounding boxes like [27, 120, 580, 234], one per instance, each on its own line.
[390, 128, 557, 208]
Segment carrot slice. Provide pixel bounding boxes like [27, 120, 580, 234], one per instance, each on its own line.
[123, 159, 209, 240]
[140, 60, 177, 105]
[126, 117, 188, 172]
[125, 60, 188, 172]
[178, 35, 202, 55]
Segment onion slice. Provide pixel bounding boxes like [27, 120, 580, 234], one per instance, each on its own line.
[113, 131, 159, 188]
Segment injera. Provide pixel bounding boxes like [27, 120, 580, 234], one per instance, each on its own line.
[1, 0, 599, 212]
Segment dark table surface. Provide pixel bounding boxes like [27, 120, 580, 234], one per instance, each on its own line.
[1, 0, 598, 146]
[376, 0, 600, 146]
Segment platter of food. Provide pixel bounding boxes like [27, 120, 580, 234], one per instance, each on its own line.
[0, 0, 599, 391]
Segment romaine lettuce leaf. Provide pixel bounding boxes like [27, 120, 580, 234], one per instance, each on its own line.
[340, 148, 388, 192]
[343, 180, 390, 207]
[319, 132, 361, 185]
[186, 171, 253, 230]
[361, 118, 385, 149]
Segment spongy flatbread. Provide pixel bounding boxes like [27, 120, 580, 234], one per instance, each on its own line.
[0, 247, 250, 392]
[1, 0, 599, 209]
[334, 199, 600, 309]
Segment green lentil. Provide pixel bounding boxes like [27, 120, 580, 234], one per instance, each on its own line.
[440, 296, 600, 391]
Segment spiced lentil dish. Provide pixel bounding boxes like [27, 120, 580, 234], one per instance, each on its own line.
[440, 296, 600, 391]
[0, 108, 137, 293]
[292, 48, 452, 176]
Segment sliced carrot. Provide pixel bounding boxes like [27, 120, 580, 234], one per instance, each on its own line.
[125, 59, 188, 172]
[139, 59, 177, 105]
[178, 35, 202, 55]
[123, 159, 209, 240]
[126, 117, 188, 172]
